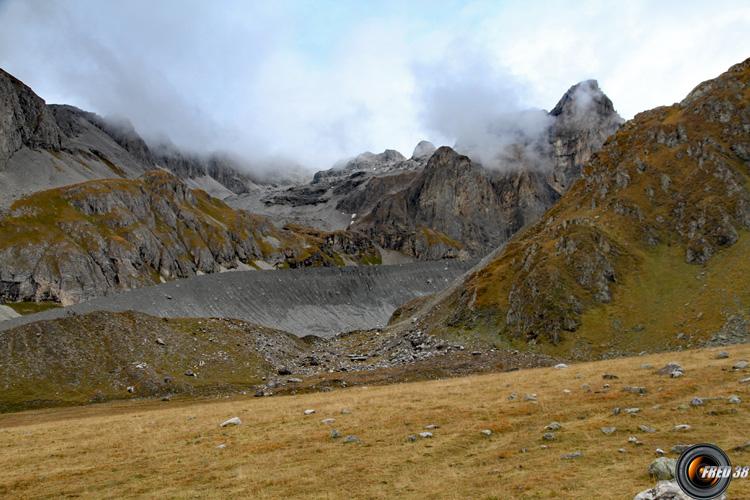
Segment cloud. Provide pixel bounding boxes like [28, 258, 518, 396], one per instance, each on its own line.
[0, 0, 748, 174]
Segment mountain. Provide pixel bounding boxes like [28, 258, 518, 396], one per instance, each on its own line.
[350, 81, 623, 259]
[0, 170, 380, 305]
[227, 145, 430, 232]
[0, 68, 259, 208]
[402, 57, 750, 359]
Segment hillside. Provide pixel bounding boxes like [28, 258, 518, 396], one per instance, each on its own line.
[1, 343, 749, 498]
[406, 58, 750, 359]
[0, 309, 552, 412]
[0, 170, 380, 305]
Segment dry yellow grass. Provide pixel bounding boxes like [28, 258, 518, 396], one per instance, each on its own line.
[2, 344, 750, 499]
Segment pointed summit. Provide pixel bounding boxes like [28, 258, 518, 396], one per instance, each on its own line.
[550, 79, 621, 123]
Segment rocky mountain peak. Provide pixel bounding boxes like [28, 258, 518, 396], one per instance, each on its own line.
[0, 68, 63, 168]
[550, 79, 616, 120]
[547, 79, 624, 193]
[412, 140, 437, 160]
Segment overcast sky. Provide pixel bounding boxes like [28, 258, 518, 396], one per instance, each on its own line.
[1, 0, 748, 170]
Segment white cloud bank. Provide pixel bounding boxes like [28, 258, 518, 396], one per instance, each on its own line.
[0, 0, 748, 172]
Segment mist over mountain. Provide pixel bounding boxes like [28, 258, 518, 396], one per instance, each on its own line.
[1, 0, 747, 176]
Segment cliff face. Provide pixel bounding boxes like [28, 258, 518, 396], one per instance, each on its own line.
[0, 170, 380, 305]
[408, 58, 750, 359]
[354, 147, 559, 259]
[0, 69, 63, 167]
[547, 79, 624, 192]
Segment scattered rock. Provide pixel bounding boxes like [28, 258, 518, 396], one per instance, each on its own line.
[277, 367, 292, 375]
[321, 418, 335, 425]
[184, 369, 196, 377]
[542, 432, 556, 441]
[639, 425, 657, 433]
[340, 408, 352, 415]
[155, 337, 165, 346]
[343, 435, 360, 444]
[561, 451, 583, 460]
[424, 424, 439, 430]
[612, 407, 621, 416]
[546, 422, 562, 431]
[623, 386, 648, 395]
[581, 384, 592, 392]
[648, 458, 677, 480]
[671, 444, 691, 454]
[739, 377, 750, 384]
[304, 409, 316, 415]
[603, 373, 619, 380]
[618, 448, 627, 453]
[657, 362, 683, 378]
[563, 389, 572, 394]
[673, 424, 691, 431]
[480, 429, 493, 437]
[220, 417, 241, 427]
[554, 363, 569, 369]
[716, 351, 730, 359]
[216, 444, 226, 449]
[126, 386, 135, 394]
[628, 436, 643, 446]
[330, 429, 341, 439]
[524, 393, 538, 402]
[633, 480, 694, 500]
[734, 360, 749, 370]
[287, 378, 303, 383]
[624, 408, 641, 414]
[655, 448, 665, 456]
[690, 398, 704, 407]
[601, 427, 617, 435]
[406, 434, 417, 442]
[728, 395, 742, 404]
[419, 431, 433, 439]
[641, 364, 654, 370]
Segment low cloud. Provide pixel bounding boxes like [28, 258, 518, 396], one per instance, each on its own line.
[0, 0, 747, 175]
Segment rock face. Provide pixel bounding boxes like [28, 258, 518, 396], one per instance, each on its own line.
[547, 80, 624, 192]
[407, 57, 750, 357]
[0, 69, 63, 168]
[348, 82, 622, 260]
[353, 146, 559, 258]
[0, 170, 380, 305]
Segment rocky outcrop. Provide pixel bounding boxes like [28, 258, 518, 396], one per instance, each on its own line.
[0, 69, 63, 168]
[547, 80, 624, 192]
[0, 170, 382, 305]
[354, 146, 559, 259]
[407, 57, 750, 356]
